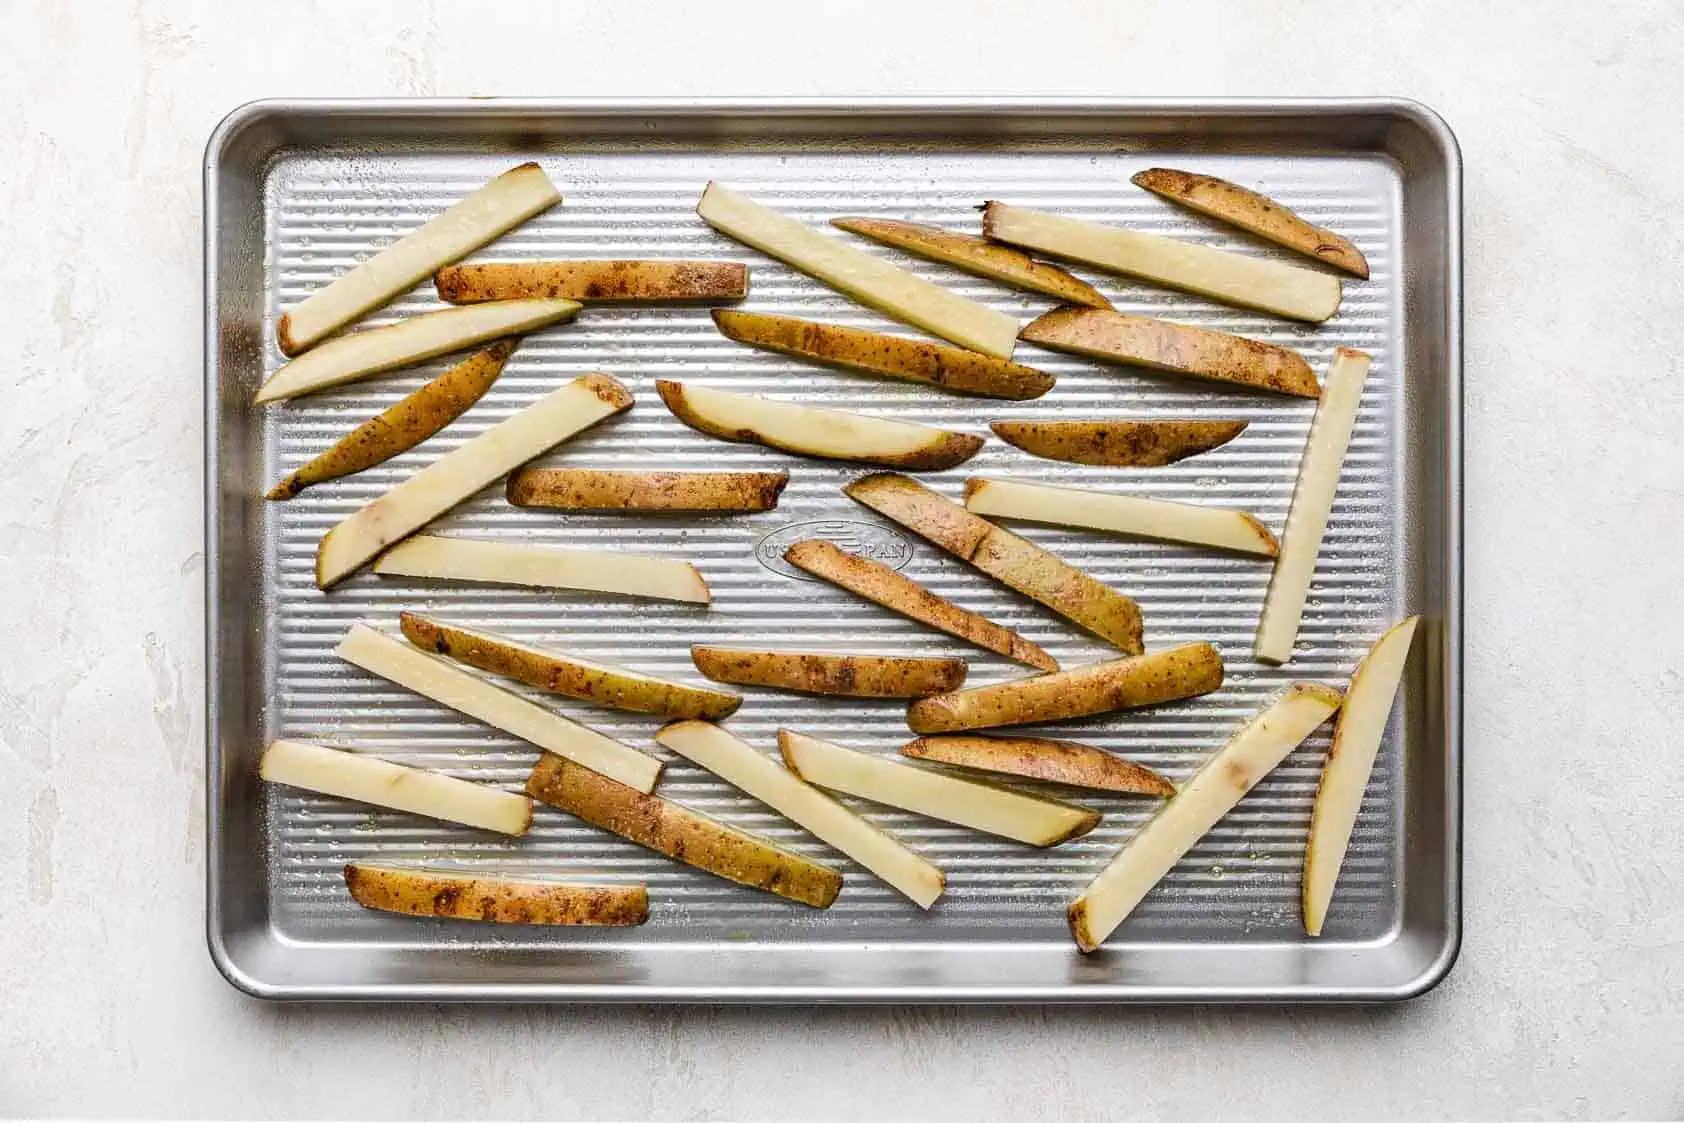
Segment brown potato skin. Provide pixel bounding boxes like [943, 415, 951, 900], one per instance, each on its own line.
[526, 754, 843, 907]
[343, 864, 649, 926]
[1020, 306, 1318, 398]
[712, 309, 1054, 400]
[906, 642, 1224, 733]
[507, 468, 789, 513]
[1132, 168, 1370, 279]
[990, 419, 1247, 467]
[436, 260, 749, 302]
[901, 735, 1175, 797]
[690, 646, 967, 698]
[266, 340, 514, 500]
[783, 540, 1057, 671]
[399, 613, 741, 720]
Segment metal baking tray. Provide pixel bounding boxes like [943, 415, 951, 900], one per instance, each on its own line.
[205, 99, 1461, 1002]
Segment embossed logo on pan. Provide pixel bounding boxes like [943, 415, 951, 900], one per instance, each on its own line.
[755, 520, 914, 580]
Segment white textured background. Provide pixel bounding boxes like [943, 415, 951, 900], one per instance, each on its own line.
[1, 0, 1681, 1118]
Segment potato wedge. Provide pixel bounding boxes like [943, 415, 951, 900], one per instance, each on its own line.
[656, 721, 945, 908]
[343, 863, 648, 926]
[1132, 168, 1370, 279]
[257, 298, 579, 404]
[399, 613, 741, 720]
[259, 738, 533, 835]
[435, 260, 749, 303]
[315, 374, 631, 588]
[779, 730, 1098, 847]
[906, 643, 1223, 733]
[374, 536, 711, 604]
[832, 216, 1113, 309]
[527, 753, 843, 907]
[712, 310, 1054, 400]
[1304, 616, 1419, 936]
[696, 182, 1019, 358]
[690, 646, 966, 699]
[900, 735, 1174, 797]
[507, 467, 788, 513]
[336, 623, 662, 793]
[963, 478, 1278, 557]
[656, 381, 983, 471]
[277, 162, 561, 355]
[982, 202, 1341, 323]
[845, 473, 1143, 653]
[1068, 683, 1343, 951]
[1019, 306, 1317, 398]
[267, 341, 513, 500]
[1255, 348, 1373, 664]
[783, 539, 1056, 671]
[990, 418, 1247, 467]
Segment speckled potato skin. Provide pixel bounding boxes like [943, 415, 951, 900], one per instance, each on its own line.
[900, 735, 1175, 796]
[990, 418, 1248, 467]
[906, 642, 1224, 733]
[266, 340, 514, 500]
[1020, 306, 1318, 398]
[507, 467, 788, 512]
[711, 309, 1055, 400]
[690, 646, 967, 698]
[526, 753, 843, 908]
[343, 863, 649, 926]
[436, 260, 749, 302]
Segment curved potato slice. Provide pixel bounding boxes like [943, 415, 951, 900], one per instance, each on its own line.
[832, 216, 1112, 308]
[990, 418, 1247, 467]
[1133, 168, 1369, 278]
[900, 735, 1174, 797]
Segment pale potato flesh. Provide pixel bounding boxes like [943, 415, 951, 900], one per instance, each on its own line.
[436, 260, 749, 303]
[690, 646, 966, 698]
[335, 624, 662, 792]
[696, 182, 1019, 358]
[277, 162, 561, 355]
[343, 863, 648, 926]
[779, 731, 1099, 847]
[374, 535, 711, 604]
[1255, 349, 1373, 664]
[260, 738, 533, 835]
[963, 478, 1278, 557]
[1068, 682, 1344, 952]
[656, 721, 945, 908]
[900, 735, 1174, 797]
[990, 418, 1247, 467]
[507, 467, 788, 513]
[314, 373, 631, 588]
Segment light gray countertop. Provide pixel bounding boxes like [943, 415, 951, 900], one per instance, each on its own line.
[2, 0, 1680, 1117]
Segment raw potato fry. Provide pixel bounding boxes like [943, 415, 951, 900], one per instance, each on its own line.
[399, 613, 741, 721]
[277, 162, 561, 355]
[374, 536, 711, 604]
[257, 298, 579, 404]
[963, 478, 1279, 558]
[779, 731, 1099, 847]
[336, 623, 662, 793]
[712, 309, 1054, 400]
[1019, 306, 1318, 398]
[1255, 348, 1373, 664]
[783, 539, 1057, 672]
[906, 643, 1224, 733]
[266, 341, 513, 500]
[1132, 167, 1370, 279]
[656, 722, 946, 908]
[1068, 683, 1343, 952]
[436, 260, 749, 303]
[982, 201, 1342, 323]
[343, 863, 648, 926]
[656, 381, 983, 471]
[831, 216, 1114, 308]
[900, 735, 1175, 797]
[1303, 616, 1419, 936]
[259, 738, 533, 835]
[845, 473, 1143, 653]
[696, 182, 1020, 358]
[507, 467, 788, 513]
[527, 753, 843, 907]
[315, 374, 632, 588]
[990, 418, 1247, 467]
[690, 646, 967, 699]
